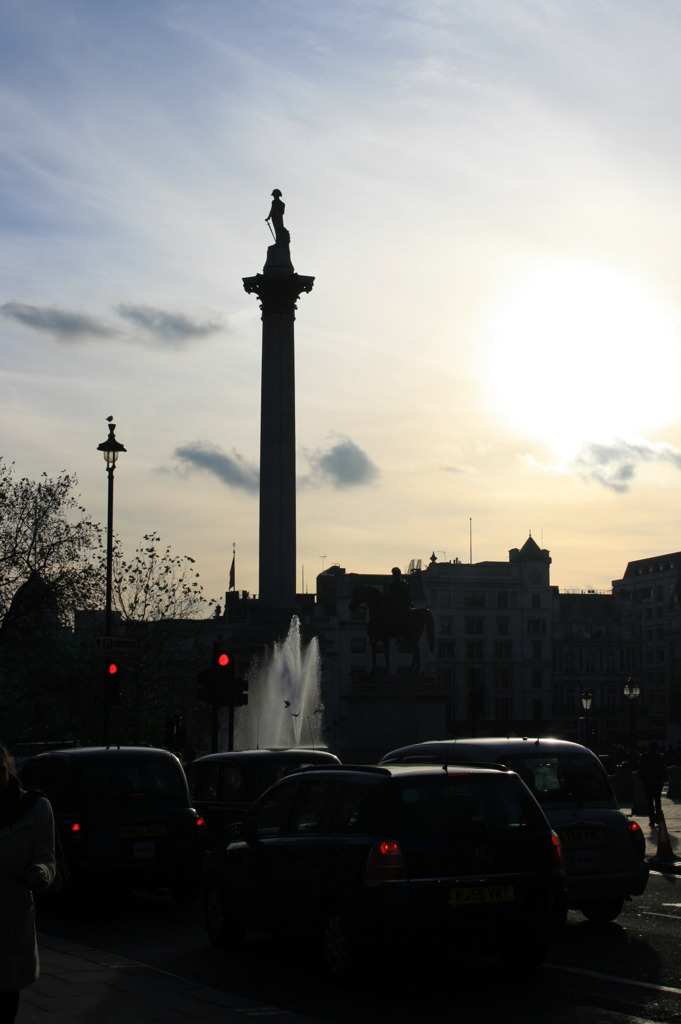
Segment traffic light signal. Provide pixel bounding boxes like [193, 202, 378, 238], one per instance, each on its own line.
[104, 659, 120, 704]
[197, 644, 247, 708]
[214, 646, 235, 705]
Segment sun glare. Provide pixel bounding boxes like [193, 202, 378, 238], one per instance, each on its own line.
[484, 264, 679, 458]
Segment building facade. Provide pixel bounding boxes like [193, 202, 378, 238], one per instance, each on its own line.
[303, 537, 679, 762]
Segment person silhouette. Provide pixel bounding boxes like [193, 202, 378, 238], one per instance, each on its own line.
[385, 567, 412, 636]
[266, 189, 289, 244]
[639, 740, 666, 827]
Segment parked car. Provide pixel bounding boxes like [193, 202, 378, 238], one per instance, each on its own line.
[186, 748, 340, 848]
[203, 762, 566, 980]
[380, 737, 649, 923]
[21, 746, 207, 906]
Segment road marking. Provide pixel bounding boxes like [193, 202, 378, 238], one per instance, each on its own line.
[547, 963, 681, 996]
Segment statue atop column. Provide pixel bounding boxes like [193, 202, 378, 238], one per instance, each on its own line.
[266, 189, 290, 246]
[245, 188, 313, 301]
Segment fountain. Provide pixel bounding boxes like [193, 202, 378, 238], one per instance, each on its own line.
[234, 616, 324, 749]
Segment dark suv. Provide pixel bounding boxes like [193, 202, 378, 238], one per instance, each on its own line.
[186, 748, 340, 848]
[380, 738, 649, 923]
[21, 746, 207, 905]
[203, 763, 566, 979]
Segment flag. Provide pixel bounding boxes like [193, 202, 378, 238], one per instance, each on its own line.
[229, 552, 235, 591]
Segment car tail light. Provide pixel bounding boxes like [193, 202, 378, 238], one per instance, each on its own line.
[550, 831, 564, 873]
[364, 839, 407, 885]
[629, 819, 646, 859]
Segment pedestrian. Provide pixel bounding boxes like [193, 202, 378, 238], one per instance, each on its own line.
[0, 744, 55, 1024]
[638, 740, 666, 829]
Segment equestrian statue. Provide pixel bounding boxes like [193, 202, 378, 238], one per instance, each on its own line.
[348, 568, 435, 675]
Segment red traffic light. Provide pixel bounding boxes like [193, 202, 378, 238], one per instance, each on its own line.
[108, 662, 118, 675]
[217, 652, 230, 668]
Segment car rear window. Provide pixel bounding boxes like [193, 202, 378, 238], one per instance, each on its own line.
[390, 774, 547, 838]
[498, 753, 612, 804]
[74, 760, 188, 807]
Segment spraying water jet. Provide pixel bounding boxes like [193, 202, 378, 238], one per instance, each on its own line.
[235, 616, 323, 749]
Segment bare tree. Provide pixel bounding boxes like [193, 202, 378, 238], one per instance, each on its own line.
[0, 459, 103, 625]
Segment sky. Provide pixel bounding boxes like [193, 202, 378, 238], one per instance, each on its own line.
[3, 0, 681, 610]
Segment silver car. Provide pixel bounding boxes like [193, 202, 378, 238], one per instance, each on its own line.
[380, 737, 649, 923]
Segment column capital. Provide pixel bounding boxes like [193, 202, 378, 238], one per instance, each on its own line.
[243, 271, 314, 315]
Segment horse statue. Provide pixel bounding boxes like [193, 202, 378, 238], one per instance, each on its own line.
[348, 585, 435, 675]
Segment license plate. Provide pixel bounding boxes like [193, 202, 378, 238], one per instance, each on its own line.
[559, 827, 605, 846]
[134, 841, 156, 860]
[450, 885, 515, 905]
[119, 823, 167, 839]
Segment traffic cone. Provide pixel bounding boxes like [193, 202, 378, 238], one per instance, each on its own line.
[651, 810, 677, 863]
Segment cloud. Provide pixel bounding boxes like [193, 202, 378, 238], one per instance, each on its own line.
[1, 301, 227, 349]
[115, 304, 226, 347]
[172, 442, 259, 494]
[574, 438, 681, 492]
[304, 436, 380, 489]
[1, 302, 117, 342]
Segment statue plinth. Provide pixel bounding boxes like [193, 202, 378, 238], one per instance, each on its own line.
[263, 241, 294, 277]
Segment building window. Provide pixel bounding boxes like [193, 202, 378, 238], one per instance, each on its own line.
[532, 699, 543, 721]
[532, 641, 542, 660]
[497, 590, 509, 609]
[350, 636, 366, 654]
[466, 641, 484, 660]
[464, 589, 486, 609]
[494, 640, 512, 660]
[437, 640, 455, 660]
[440, 616, 452, 636]
[532, 669, 542, 689]
[497, 617, 510, 635]
[465, 617, 484, 635]
[496, 696, 511, 720]
[532, 593, 541, 609]
[350, 605, 366, 621]
[527, 618, 546, 636]
[494, 666, 511, 689]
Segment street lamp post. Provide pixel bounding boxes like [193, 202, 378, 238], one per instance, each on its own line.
[623, 677, 641, 763]
[581, 690, 593, 748]
[97, 419, 126, 744]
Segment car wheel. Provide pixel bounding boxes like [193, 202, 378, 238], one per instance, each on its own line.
[204, 884, 243, 949]
[323, 910, 357, 983]
[579, 898, 624, 924]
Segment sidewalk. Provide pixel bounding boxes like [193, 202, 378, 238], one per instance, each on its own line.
[17, 934, 328, 1024]
[630, 786, 681, 873]
[15, 792, 681, 1023]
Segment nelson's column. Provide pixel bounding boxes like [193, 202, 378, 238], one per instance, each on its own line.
[243, 190, 314, 617]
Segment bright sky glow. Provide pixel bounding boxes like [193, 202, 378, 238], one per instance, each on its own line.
[486, 264, 680, 457]
[3, 0, 681, 604]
